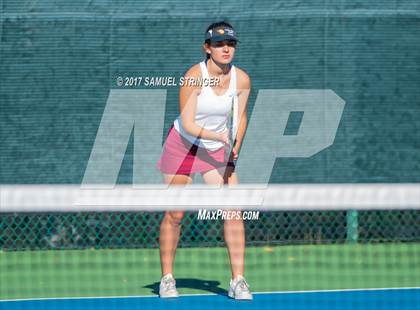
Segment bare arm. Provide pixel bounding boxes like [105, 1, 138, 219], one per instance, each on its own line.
[232, 69, 251, 159]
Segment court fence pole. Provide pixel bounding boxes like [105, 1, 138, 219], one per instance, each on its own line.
[346, 210, 359, 243]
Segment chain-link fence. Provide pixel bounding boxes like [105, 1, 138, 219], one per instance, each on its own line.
[1, 210, 418, 251]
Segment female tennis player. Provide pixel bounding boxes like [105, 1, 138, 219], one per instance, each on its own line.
[156, 21, 252, 300]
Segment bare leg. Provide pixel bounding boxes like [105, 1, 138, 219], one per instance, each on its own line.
[159, 174, 193, 277]
[201, 168, 245, 279]
[224, 213, 245, 278]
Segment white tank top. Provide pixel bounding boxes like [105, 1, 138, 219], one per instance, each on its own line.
[173, 61, 237, 151]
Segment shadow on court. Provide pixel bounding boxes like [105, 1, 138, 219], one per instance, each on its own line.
[144, 278, 228, 296]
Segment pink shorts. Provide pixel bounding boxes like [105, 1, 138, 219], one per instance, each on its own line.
[156, 125, 235, 175]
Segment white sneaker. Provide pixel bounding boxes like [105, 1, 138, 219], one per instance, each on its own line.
[159, 273, 179, 298]
[228, 275, 253, 300]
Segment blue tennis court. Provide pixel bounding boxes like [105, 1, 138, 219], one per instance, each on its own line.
[1, 288, 419, 310]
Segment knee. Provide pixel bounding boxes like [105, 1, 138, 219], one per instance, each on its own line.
[223, 210, 243, 223]
[165, 211, 185, 227]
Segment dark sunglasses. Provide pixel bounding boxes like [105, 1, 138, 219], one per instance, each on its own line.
[211, 40, 237, 48]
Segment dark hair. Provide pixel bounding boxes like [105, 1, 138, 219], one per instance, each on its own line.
[204, 21, 235, 59]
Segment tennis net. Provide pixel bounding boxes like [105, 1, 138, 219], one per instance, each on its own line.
[0, 184, 419, 307]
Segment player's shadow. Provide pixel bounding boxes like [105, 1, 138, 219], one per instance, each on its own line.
[144, 278, 228, 296]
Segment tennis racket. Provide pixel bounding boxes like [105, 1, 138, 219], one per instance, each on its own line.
[226, 94, 239, 164]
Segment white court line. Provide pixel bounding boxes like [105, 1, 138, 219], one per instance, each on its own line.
[1, 287, 419, 303]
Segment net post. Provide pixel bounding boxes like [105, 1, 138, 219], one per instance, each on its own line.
[346, 209, 359, 243]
